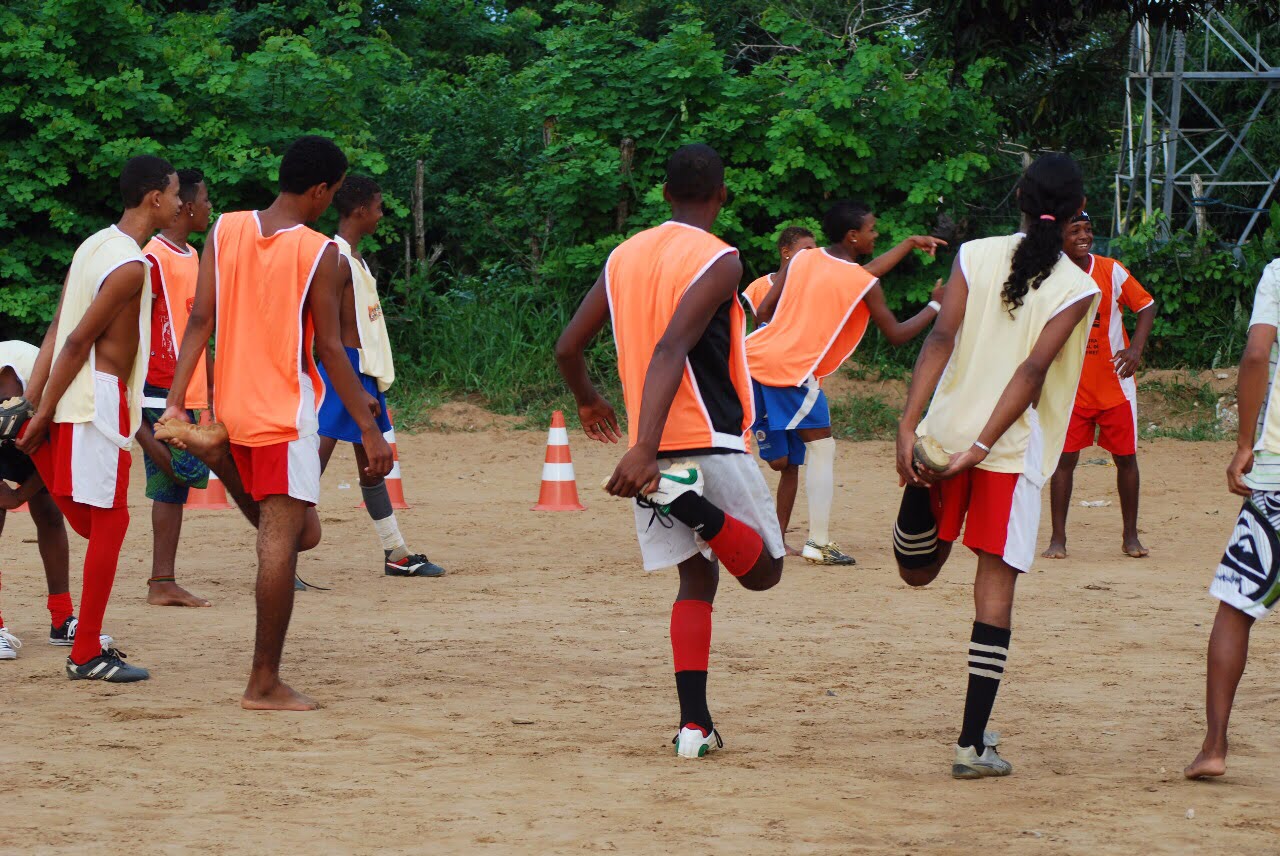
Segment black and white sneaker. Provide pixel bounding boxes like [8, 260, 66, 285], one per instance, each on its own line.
[65, 647, 150, 683]
[385, 552, 446, 577]
[49, 616, 113, 649]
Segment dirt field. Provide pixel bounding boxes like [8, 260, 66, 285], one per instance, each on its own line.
[1, 425, 1275, 855]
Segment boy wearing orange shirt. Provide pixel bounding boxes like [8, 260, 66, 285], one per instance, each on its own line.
[1043, 212, 1155, 560]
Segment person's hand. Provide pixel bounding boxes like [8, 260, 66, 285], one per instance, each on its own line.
[361, 426, 393, 478]
[365, 391, 381, 419]
[606, 445, 660, 498]
[161, 405, 192, 426]
[578, 395, 622, 444]
[1228, 446, 1255, 497]
[906, 236, 948, 258]
[930, 278, 945, 305]
[15, 411, 50, 456]
[896, 425, 924, 487]
[1113, 346, 1143, 379]
[919, 444, 988, 484]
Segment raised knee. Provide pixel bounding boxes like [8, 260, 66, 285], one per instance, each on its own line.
[738, 558, 783, 591]
[767, 456, 790, 472]
[298, 518, 322, 552]
[899, 565, 940, 587]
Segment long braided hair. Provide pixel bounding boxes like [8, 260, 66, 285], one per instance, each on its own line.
[1002, 154, 1085, 316]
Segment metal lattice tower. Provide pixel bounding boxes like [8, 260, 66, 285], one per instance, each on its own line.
[1114, 11, 1279, 245]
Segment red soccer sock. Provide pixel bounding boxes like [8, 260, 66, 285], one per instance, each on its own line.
[47, 592, 73, 629]
[0, 571, 5, 629]
[670, 599, 713, 672]
[705, 514, 764, 577]
[69, 506, 129, 665]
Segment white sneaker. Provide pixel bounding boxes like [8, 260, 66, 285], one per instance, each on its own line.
[0, 628, 22, 660]
[673, 725, 723, 759]
[643, 461, 704, 509]
[952, 741, 1013, 778]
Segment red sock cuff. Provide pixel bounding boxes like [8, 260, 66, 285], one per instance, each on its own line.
[47, 592, 73, 628]
[706, 513, 765, 577]
[670, 599, 713, 672]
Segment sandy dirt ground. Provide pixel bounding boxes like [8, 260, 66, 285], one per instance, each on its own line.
[1, 427, 1275, 855]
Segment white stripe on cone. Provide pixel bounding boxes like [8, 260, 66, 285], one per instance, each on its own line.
[541, 462, 576, 482]
[548, 426, 569, 445]
[388, 461, 401, 479]
[385, 428, 396, 443]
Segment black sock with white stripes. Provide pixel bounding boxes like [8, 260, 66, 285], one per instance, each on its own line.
[893, 485, 938, 569]
[958, 621, 1011, 751]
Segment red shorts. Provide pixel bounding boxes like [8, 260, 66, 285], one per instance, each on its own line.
[931, 467, 1041, 572]
[229, 434, 320, 504]
[1064, 401, 1137, 456]
[25, 373, 131, 510]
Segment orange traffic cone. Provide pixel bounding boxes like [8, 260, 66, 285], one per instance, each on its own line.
[532, 411, 585, 511]
[359, 407, 408, 510]
[184, 411, 232, 510]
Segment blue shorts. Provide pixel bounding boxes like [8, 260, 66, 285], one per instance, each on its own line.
[318, 347, 392, 444]
[751, 378, 829, 466]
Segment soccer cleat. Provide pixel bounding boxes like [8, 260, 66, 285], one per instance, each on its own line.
[801, 540, 856, 565]
[0, 396, 33, 441]
[0, 628, 22, 660]
[643, 461, 704, 509]
[952, 741, 1013, 779]
[48, 616, 113, 649]
[673, 725, 723, 759]
[385, 552, 447, 578]
[65, 647, 150, 683]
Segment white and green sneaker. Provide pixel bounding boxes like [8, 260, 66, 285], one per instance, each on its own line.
[801, 540, 856, 566]
[643, 461, 704, 509]
[673, 725, 723, 759]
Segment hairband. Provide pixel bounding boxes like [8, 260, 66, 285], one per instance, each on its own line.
[1039, 214, 1056, 221]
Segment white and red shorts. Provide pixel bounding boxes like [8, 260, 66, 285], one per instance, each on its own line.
[931, 468, 1041, 573]
[229, 433, 320, 505]
[1064, 400, 1137, 456]
[28, 372, 132, 510]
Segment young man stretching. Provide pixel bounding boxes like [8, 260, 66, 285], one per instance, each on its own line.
[556, 143, 786, 758]
[317, 175, 444, 578]
[136, 168, 216, 607]
[747, 200, 944, 565]
[16, 154, 184, 682]
[1043, 211, 1156, 559]
[741, 226, 817, 556]
[1185, 257, 1280, 780]
[159, 136, 392, 710]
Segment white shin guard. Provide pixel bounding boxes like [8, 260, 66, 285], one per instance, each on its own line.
[804, 436, 836, 545]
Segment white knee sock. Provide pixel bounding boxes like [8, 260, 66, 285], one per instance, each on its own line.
[805, 436, 836, 545]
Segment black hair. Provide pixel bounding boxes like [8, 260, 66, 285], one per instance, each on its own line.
[176, 168, 204, 204]
[279, 135, 348, 194]
[821, 200, 873, 245]
[665, 144, 724, 203]
[1003, 153, 1085, 315]
[333, 175, 382, 218]
[777, 225, 814, 251]
[120, 155, 175, 208]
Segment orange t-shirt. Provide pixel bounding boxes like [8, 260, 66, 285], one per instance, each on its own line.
[605, 221, 751, 453]
[1074, 254, 1154, 411]
[745, 248, 877, 387]
[144, 236, 208, 409]
[741, 274, 773, 315]
[212, 211, 331, 447]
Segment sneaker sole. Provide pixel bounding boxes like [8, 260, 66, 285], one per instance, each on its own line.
[951, 763, 1011, 779]
[49, 638, 72, 647]
[385, 567, 446, 578]
[0, 651, 16, 660]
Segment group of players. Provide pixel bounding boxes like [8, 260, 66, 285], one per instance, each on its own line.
[557, 143, 1274, 782]
[0, 137, 443, 709]
[0, 137, 1274, 781]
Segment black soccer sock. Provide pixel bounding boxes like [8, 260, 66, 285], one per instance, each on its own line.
[893, 485, 938, 569]
[958, 621, 1011, 751]
[675, 670, 713, 734]
[668, 492, 726, 540]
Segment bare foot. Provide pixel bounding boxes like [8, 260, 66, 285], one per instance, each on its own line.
[785, 543, 801, 557]
[1184, 750, 1227, 779]
[241, 680, 319, 711]
[1042, 540, 1068, 559]
[155, 418, 229, 459]
[147, 580, 211, 607]
[1124, 536, 1149, 558]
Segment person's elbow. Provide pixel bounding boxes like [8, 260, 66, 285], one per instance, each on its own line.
[1019, 358, 1051, 389]
[1242, 338, 1273, 370]
[554, 331, 580, 366]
